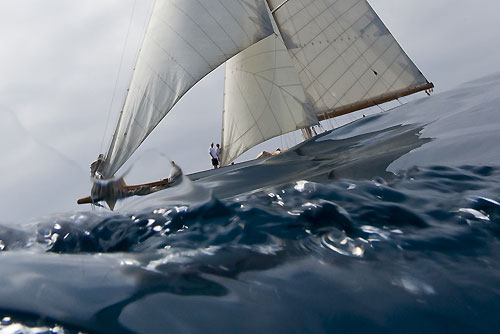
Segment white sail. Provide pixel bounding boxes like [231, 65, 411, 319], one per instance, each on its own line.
[221, 31, 318, 166]
[267, 0, 432, 119]
[99, 0, 273, 178]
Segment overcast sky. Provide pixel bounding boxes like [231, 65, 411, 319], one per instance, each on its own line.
[1, 0, 499, 222]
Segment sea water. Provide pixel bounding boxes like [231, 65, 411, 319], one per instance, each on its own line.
[1, 74, 500, 333]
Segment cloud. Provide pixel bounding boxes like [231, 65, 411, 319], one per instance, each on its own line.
[0, 106, 87, 222]
[370, 0, 500, 91]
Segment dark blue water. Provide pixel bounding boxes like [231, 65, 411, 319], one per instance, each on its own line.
[1, 74, 500, 333]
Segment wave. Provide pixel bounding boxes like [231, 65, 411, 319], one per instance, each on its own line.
[2, 73, 500, 333]
[1, 166, 498, 259]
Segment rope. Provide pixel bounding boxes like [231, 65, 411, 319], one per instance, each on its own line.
[99, 0, 138, 154]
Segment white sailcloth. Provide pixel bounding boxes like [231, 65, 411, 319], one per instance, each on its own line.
[99, 0, 274, 178]
[221, 32, 318, 166]
[267, 0, 430, 117]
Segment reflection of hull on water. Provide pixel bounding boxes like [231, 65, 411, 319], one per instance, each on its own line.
[191, 121, 431, 200]
[82, 120, 431, 208]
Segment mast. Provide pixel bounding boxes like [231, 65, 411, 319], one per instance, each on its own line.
[220, 64, 227, 161]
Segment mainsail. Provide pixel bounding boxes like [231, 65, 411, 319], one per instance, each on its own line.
[266, 0, 432, 120]
[98, 0, 274, 178]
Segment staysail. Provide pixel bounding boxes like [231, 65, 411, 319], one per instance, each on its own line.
[98, 0, 274, 178]
[266, 0, 433, 120]
[220, 11, 318, 166]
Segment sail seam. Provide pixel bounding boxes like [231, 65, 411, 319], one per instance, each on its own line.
[249, 52, 286, 139]
[317, 5, 398, 105]
[352, 38, 401, 104]
[154, 10, 214, 70]
[229, 49, 281, 67]
[192, 0, 239, 57]
[129, 63, 176, 104]
[217, 0, 254, 44]
[232, 70, 267, 142]
[226, 67, 310, 143]
[294, 0, 365, 79]
[281, 0, 333, 111]
[147, 36, 197, 81]
[320, 19, 395, 106]
[349, 1, 426, 96]
[256, 65, 302, 74]
[278, 0, 357, 39]
[379, 54, 418, 98]
[337, 13, 393, 97]
[297, 0, 361, 108]
[365, 42, 404, 98]
[256, 36, 288, 135]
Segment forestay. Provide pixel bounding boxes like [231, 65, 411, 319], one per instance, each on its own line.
[99, 0, 273, 178]
[221, 8, 318, 166]
[267, 0, 431, 119]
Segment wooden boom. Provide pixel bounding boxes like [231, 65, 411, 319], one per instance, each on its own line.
[77, 178, 175, 205]
[317, 82, 435, 121]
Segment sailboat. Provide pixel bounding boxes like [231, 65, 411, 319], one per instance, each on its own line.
[77, 0, 433, 206]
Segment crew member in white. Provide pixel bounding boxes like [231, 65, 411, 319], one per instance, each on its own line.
[209, 143, 219, 169]
[216, 143, 222, 164]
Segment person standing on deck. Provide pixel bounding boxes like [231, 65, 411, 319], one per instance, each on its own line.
[209, 143, 219, 169]
[216, 144, 222, 166]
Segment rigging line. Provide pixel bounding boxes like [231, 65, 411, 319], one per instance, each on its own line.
[104, 0, 156, 156]
[319, 122, 326, 133]
[270, 0, 292, 14]
[334, 117, 340, 128]
[99, 0, 138, 155]
[325, 112, 334, 130]
[284, 132, 290, 149]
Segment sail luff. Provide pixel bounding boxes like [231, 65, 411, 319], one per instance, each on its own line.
[220, 64, 227, 162]
[99, 2, 158, 179]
